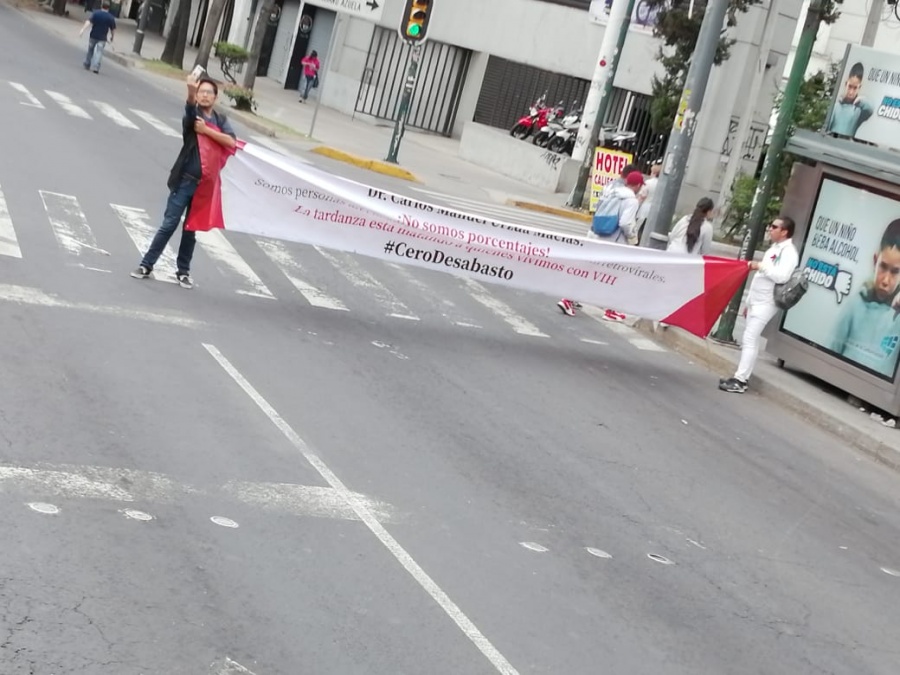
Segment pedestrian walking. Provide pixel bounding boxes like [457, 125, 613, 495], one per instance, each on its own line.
[666, 197, 715, 256]
[131, 74, 237, 289]
[557, 170, 644, 319]
[719, 215, 799, 394]
[636, 161, 661, 242]
[299, 50, 321, 102]
[79, 0, 116, 74]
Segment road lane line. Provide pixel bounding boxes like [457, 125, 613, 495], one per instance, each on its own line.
[314, 246, 419, 320]
[210, 657, 258, 674]
[91, 100, 140, 129]
[45, 90, 92, 119]
[0, 184, 22, 258]
[195, 229, 276, 299]
[40, 191, 109, 256]
[0, 284, 202, 327]
[256, 238, 348, 310]
[111, 204, 178, 283]
[130, 108, 181, 137]
[460, 278, 548, 337]
[203, 343, 519, 675]
[8, 82, 44, 108]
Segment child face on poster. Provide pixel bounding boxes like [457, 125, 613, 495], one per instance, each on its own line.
[868, 220, 900, 308]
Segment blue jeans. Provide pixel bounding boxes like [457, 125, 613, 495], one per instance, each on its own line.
[141, 177, 198, 274]
[83, 39, 106, 72]
[302, 75, 315, 100]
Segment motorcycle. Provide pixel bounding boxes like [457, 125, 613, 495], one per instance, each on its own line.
[547, 109, 585, 155]
[599, 124, 638, 154]
[531, 101, 566, 148]
[509, 94, 550, 140]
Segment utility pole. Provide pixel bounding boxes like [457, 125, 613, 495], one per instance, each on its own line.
[712, 0, 825, 342]
[715, 0, 780, 232]
[640, 0, 731, 249]
[133, 0, 152, 56]
[385, 47, 421, 163]
[566, 0, 636, 209]
[861, 0, 885, 46]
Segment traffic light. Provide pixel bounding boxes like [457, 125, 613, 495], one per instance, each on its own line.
[400, 0, 433, 43]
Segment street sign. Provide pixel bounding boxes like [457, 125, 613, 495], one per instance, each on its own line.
[306, 0, 384, 23]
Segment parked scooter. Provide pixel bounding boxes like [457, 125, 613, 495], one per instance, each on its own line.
[547, 108, 585, 155]
[510, 94, 551, 140]
[598, 124, 638, 154]
[533, 102, 579, 149]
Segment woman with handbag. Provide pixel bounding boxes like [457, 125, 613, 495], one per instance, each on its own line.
[299, 50, 321, 102]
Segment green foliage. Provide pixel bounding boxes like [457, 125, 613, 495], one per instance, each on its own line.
[223, 85, 257, 112]
[722, 62, 841, 241]
[215, 42, 250, 85]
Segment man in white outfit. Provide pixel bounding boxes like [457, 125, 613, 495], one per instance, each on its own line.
[720, 215, 799, 393]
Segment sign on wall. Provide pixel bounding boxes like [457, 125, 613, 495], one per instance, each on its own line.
[825, 44, 900, 148]
[589, 0, 663, 34]
[781, 177, 900, 381]
[589, 147, 634, 211]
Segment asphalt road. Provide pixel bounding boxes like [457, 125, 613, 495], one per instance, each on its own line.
[2, 5, 900, 674]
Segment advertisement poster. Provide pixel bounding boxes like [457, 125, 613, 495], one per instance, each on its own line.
[781, 177, 900, 381]
[589, 0, 663, 33]
[589, 147, 634, 212]
[825, 44, 900, 147]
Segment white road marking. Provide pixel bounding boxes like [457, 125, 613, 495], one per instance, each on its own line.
[195, 229, 275, 299]
[314, 246, 419, 320]
[586, 547, 612, 559]
[628, 337, 667, 352]
[211, 657, 259, 674]
[111, 204, 178, 283]
[210, 516, 240, 528]
[130, 108, 181, 137]
[256, 238, 348, 310]
[202, 343, 519, 675]
[386, 262, 480, 327]
[0, 461, 393, 522]
[0, 183, 22, 258]
[91, 100, 139, 129]
[520, 542, 549, 553]
[461, 278, 548, 337]
[40, 191, 109, 256]
[121, 509, 154, 521]
[580, 338, 608, 346]
[0, 283, 202, 328]
[45, 90, 92, 119]
[8, 82, 44, 108]
[27, 502, 59, 514]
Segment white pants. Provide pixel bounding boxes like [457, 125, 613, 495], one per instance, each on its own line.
[734, 302, 778, 382]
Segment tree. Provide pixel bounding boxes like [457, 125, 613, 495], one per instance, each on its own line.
[161, 0, 191, 69]
[723, 63, 841, 239]
[194, 0, 228, 70]
[646, 0, 762, 133]
[242, 0, 278, 90]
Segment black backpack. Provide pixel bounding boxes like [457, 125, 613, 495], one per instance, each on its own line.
[774, 267, 808, 310]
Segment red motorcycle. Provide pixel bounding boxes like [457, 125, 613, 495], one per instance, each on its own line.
[510, 95, 555, 140]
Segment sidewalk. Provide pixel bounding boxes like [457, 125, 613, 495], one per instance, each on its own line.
[15, 1, 899, 466]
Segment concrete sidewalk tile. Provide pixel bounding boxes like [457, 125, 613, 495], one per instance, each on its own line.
[311, 147, 419, 182]
[634, 320, 900, 471]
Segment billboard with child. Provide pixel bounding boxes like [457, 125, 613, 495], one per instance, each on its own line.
[781, 177, 900, 381]
[825, 45, 900, 147]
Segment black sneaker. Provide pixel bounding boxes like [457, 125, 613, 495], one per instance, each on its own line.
[130, 265, 152, 279]
[176, 272, 194, 289]
[719, 377, 747, 394]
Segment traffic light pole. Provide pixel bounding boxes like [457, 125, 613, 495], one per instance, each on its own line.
[711, 0, 825, 343]
[385, 46, 421, 164]
[133, 0, 152, 55]
[566, 0, 636, 209]
[640, 0, 731, 250]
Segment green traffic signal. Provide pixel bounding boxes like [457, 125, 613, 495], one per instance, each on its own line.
[407, 24, 421, 36]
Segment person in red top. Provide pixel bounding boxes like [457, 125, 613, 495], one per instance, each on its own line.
[299, 50, 320, 102]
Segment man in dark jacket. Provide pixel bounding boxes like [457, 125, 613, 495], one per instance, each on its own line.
[131, 74, 236, 289]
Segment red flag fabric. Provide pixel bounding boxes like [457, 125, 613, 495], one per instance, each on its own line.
[662, 255, 749, 336]
[184, 126, 240, 232]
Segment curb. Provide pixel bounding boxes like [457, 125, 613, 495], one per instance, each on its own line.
[311, 147, 419, 182]
[506, 200, 592, 223]
[633, 320, 900, 473]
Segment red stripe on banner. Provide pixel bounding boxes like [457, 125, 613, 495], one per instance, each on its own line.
[662, 256, 749, 337]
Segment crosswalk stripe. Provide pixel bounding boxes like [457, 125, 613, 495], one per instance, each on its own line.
[580, 306, 667, 352]
[40, 191, 108, 256]
[0, 184, 22, 259]
[385, 262, 481, 328]
[91, 101, 139, 129]
[8, 82, 43, 108]
[256, 238, 347, 310]
[45, 91, 92, 119]
[195, 229, 275, 299]
[111, 204, 178, 283]
[460, 278, 548, 337]
[130, 109, 180, 138]
[314, 246, 419, 320]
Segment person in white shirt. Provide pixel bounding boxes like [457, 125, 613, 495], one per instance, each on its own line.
[667, 197, 715, 256]
[636, 162, 660, 242]
[720, 215, 799, 393]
